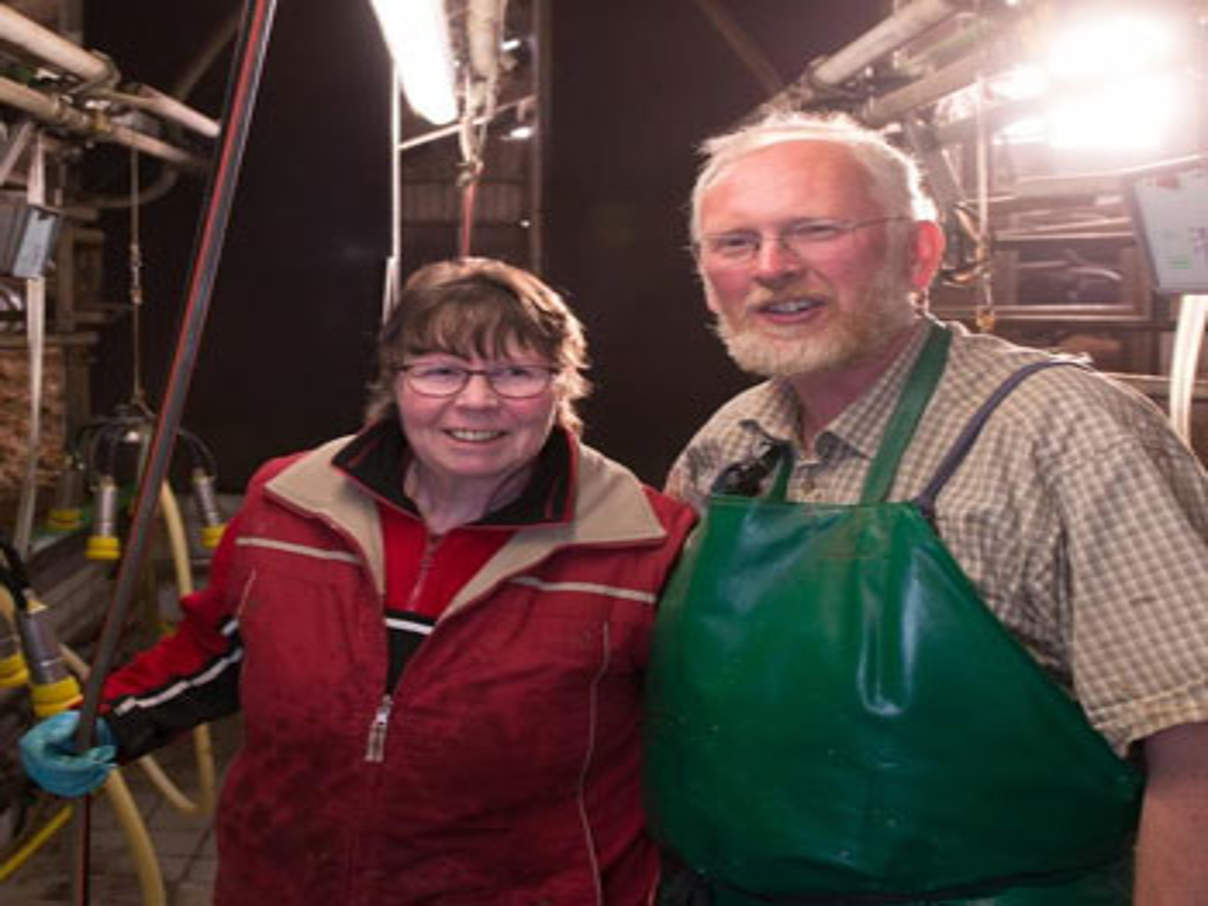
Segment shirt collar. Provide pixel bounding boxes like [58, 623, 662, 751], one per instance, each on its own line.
[744, 318, 933, 461]
[821, 318, 933, 461]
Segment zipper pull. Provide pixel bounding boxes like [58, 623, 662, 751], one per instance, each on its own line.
[364, 693, 393, 763]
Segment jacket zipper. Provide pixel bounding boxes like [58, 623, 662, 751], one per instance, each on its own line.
[364, 692, 393, 763]
[363, 532, 439, 764]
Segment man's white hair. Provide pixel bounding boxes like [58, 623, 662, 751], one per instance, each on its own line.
[689, 110, 937, 241]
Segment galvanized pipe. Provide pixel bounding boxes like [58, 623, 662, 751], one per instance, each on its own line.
[0, 76, 208, 171]
[759, 0, 968, 113]
[94, 84, 221, 139]
[813, 0, 968, 86]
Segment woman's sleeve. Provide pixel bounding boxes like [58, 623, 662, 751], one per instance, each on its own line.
[99, 508, 248, 760]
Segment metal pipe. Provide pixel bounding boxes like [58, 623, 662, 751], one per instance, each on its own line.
[382, 63, 400, 324]
[0, 4, 109, 84]
[94, 85, 220, 139]
[0, 330, 97, 348]
[814, 0, 967, 86]
[0, 76, 207, 171]
[12, 132, 45, 558]
[692, 0, 783, 95]
[399, 94, 533, 151]
[531, 0, 549, 274]
[70, 1, 278, 900]
[861, 33, 1015, 126]
[0, 119, 36, 186]
[0, 4, 217, 146]
[758, 0, 967, 113]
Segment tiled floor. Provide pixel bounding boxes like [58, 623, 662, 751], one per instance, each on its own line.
[3, 714, 242, 905]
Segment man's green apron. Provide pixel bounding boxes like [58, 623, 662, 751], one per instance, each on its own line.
[646, 325, 1143, 905]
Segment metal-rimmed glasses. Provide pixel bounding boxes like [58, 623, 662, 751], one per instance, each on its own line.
[696, 216, 910, 265]
[398, 362, 560, 399]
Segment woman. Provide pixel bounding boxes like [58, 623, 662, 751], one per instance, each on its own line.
[21, 257, 696, 904]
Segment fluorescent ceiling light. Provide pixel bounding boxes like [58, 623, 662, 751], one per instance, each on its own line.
[370, 0, 458, 125]
[1047, 13, 1174, 81]
[1047, 74, 1179, 150]
[993, 11, 1182, 150]
[989, 65, 1046, 102]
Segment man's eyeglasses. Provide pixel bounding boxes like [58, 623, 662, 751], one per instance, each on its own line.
[398, 363, 559, 399]
[697, 216, 909, 264]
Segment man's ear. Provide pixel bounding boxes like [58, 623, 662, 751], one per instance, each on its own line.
[699, 266, 722, 316]
[908, 220, 945, 291]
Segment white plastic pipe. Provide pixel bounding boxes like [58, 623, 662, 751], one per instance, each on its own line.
[1169, 295, 1208, 444]
[0, 5, 217, 144]
[11, 131, 45, 559]
[94, 85, 220, 139]
[0, 4, 110, 84]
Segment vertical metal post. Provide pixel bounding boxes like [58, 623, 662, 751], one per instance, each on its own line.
[69, 2, 279, 901]
[383, 61, 402, 324]
[13, 130, 46, 558]
[530, 0, 549, 274]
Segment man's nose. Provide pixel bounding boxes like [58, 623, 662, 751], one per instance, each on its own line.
[752, 235, 804, 284]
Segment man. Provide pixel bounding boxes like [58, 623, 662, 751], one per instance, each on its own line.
[645, 111, 1208, 906]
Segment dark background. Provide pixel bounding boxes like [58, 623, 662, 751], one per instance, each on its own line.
[83, 1, 883, 489]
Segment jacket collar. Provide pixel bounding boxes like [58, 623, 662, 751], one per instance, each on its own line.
[263, 428, 666, 606]
[332, 418, 575, 525]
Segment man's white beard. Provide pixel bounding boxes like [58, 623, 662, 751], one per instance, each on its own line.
[711, 266, 916, 379]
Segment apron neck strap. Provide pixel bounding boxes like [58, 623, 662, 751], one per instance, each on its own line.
[913, 358, 1084, 521]
[860, 322, 951, 504]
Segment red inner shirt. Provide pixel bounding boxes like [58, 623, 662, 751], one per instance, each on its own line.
[377, 501, 515, 620]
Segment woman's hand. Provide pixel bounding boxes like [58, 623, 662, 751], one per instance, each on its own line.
[19, 711, 117, 797]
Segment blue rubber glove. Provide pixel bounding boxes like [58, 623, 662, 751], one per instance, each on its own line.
[19, 711, 117, 797]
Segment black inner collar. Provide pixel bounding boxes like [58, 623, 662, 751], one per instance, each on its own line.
[332, 419, 573, 526]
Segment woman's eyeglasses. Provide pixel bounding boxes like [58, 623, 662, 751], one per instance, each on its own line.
[398, 363, 559, 399]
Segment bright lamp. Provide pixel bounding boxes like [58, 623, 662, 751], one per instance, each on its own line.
[370, 0, 458, 126]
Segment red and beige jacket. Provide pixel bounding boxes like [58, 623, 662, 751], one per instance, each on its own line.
[102, 425, 695, 905]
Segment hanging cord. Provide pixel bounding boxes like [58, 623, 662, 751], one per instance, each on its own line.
[68, 2, 279, 903]
[455, 0, 507, 257]
[128, 148, 147, 410]
[456, 68, 487, 257]
[457, 158, 482, 258]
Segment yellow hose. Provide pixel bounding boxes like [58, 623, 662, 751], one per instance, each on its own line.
[0, 805, 71, 883]
[101, 770, 166, 906]
[60, 485, 218, 817]
[1, 480, 220, 892]
[61, 637, 215, 818]
[158, 482, 194, 597]
[157, 482, 217, 817]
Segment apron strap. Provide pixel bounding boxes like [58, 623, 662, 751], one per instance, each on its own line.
[860, 321, 951, 504]
[913, 358, 1087, 522]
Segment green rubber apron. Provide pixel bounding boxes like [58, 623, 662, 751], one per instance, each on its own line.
[646, 324, 1142, 905]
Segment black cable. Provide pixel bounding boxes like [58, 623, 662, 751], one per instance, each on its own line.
[0, 533, 33, 613]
